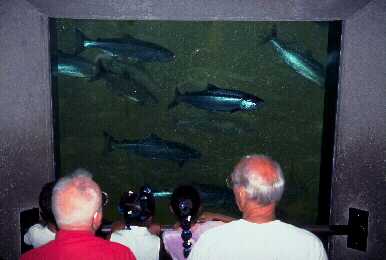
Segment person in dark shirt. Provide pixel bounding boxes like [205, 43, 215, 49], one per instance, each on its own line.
[20, 168, 136, 260]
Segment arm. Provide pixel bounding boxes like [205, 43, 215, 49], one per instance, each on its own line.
[148, 223, 161, 236]
[107, 220, 126, 240]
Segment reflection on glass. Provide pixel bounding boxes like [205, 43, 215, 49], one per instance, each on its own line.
[51, 19, 336, 225]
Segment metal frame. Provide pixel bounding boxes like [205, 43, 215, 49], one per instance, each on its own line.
[1, 0, 385, 259]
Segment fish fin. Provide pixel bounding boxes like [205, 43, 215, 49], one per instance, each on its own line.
[206, 83, 220, 90]
[74, 29, 89, 55]
[89, 58, 106, 82]
[93, 53, 114, 64]
[167, 88, 181, 110]
[103, 131, 115, 155]
[104, 37, 130, 43]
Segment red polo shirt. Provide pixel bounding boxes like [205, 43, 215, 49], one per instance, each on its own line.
[20, 230, 136, 260]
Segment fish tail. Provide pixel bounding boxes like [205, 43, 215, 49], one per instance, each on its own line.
[167, 87, 181, 110]
[271, 24, 278, 39]
[103, 131, 115, 155]
[261, 24, 278, 44]
[74, 29, 88, 55]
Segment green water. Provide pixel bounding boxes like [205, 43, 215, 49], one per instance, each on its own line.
[52, 19, 330, 225]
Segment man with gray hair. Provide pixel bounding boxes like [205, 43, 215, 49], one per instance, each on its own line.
[188, 155, 328, 260]
[21, 169, 136, 260]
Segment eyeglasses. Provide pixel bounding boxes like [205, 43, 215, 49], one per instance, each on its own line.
[225, 176, 233, 189]
[102, 191, 109, 207]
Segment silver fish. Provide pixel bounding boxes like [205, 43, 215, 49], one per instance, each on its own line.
[268, 25, 325, 87]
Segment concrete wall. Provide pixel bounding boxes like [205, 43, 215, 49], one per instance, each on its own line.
[329, 0, 386, 259]
[26, 0, 370, 20]
[0, 0, 54, 258]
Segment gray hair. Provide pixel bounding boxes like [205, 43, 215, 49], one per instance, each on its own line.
[52, 168, 102, 227]
[231, 155, 285, 205]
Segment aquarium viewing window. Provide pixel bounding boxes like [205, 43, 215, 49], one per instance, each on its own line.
[51, 19, 340, 225]
[2, 0, 386, 259]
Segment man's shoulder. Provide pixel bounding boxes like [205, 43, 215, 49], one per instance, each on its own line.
[201, 219, 322, 242]
[276, 221, 322, 240]
[21, 236, 136, 260]
[20, 240, 55, 260]
[198, 219, 242, 238]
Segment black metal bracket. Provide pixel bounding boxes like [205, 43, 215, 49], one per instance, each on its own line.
[346, 208, 369, 251]
[304, 208, 369, 251]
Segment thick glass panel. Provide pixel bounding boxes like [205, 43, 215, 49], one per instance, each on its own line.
[51, 19, 337, 225]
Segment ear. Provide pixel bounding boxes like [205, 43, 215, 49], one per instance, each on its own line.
[233, 186, 246, 211]
[239, 188, 248, 209]
[92, 211, 103, 231]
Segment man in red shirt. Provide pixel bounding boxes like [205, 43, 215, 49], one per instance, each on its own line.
[21, 169, 136, 260]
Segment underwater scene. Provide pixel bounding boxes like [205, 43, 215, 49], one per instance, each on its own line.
[51, 19, 334, 225]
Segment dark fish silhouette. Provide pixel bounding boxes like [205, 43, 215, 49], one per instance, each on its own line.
[168, 84, 264, 113]
[172, 117, 254, 136]
[98, 62, 158, 105]
[100, 58, 159, 90]
[103, 132, 201, 167]
[75, 29, 175, 62]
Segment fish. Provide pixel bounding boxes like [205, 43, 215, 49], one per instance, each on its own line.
[75, 29, 175, 62]
[52, 50, 100, 80]
[100, 57, 160, 90]
[98, 63, 158, 105]
[168, 84, 264, 113]
[103, 132, 201, 167]
[266, 25, 325, 87]
[152, 191, 173, 198]
[172, 116, 254, 136]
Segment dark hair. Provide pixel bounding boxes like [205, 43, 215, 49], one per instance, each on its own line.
[39, 182, 57, 227]
[119, 186, 155, 228]
[170, 185, 201, 258]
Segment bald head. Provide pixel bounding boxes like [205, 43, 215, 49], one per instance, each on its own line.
[52, 169, 102, 229]
[231, 155, 285, 205]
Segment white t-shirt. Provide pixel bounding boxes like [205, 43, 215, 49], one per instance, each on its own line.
[24, 223, 56, 248]
[188, 219, 328, 260]
[110, 226, 160, 260]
